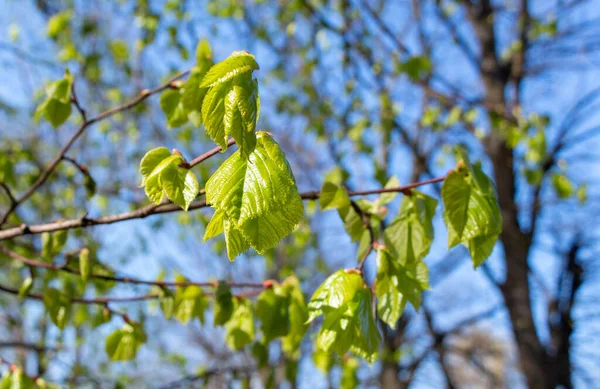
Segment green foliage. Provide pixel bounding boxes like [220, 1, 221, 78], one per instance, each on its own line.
[313, 347, 334, 374]
[341, 357, 360, 389]
[139, 147, 199, 210]
[41, 230, 68, 261]
[319, 182, 350, 210]
[384, 191, 437, 264]
[225, 297, 255, 350]
[379, 176, 400, 205]
[205, 132, 303, 259]
[281, 276, 308, 358]
[43, 288, 72, 330]
[35, 71, 73, 128]
[397, 56, 432, 81]
[375, 247, 429, 327]
[79, 247, 91, 282]
[256, 285, 290, 343]
[0, 368, 59, 389]
[18, 276, 33, 299]
[47, 10, 72, 39]
[552, 173, 573, 199]
[442, 153, 502, 267]
[308, 270, 380, 363]
[201, 51, 260, 156]
[172, 277, 207, 324]
[105, 323, 147, 361]
[213, 282, 234, 326]
[159, 40, 215, 128]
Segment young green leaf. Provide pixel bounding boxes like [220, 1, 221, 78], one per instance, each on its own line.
[319, 182, 350, 210]
[200, 51, 260, 155]
[384, 190, 437, 264]
[160, 89, 188, 128]
[200, 51, 259, 88]
[379, 176, 401, 205]
[225, 297, 255, 351]
[205, 132, 303, 259]
[552, 173, 573, 199]
[223, 218, 251, 260]
[36, 72, 74, 128]
[139, 147, 199, 210]
[79, 247, 91, 282]
[375, 248, 429, 328]
[281, 276, 308, 358]
[206, 132, 297, 225]
[43, 288, 72, 330]
[105, 323, 147, 361]
[307, 270, 364, 323]
[316, 287, 380, 363]
[442, 160, 502, 267]
[173, 284, 207, 324]
[255, 285, 290, 343]
[203, 209, 225, 241]
[18, 276, 33, 299]
[41, 230, 68, 261]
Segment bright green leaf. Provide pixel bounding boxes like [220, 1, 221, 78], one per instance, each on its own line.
[442, 160, 502, 267]
[225, 297, 255, 351]
[105, 323, 147, 361]
[375, 248, 429, 327]
[384, 190, 437, 264]
[43, 288, 72, 330]
[307, 270, 364, 323]
[255, 285, 290, 343]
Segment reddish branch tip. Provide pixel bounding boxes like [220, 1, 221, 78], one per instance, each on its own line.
[345, 268, 362, 275]
[372, 242, 386, 251]
[262, 280, 277, 289]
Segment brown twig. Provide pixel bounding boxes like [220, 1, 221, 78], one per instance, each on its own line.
[184, 138, 237, 169]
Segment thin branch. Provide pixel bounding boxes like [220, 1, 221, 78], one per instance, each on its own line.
[0, 281, 262, 306]
[0, 183, 16, 205]
[0, 175, 447, 240]
[0, 70, 190, 227]
[0, 245, 266, 289]
[184, 138, 237, 169]
[0, 342, 59, 353]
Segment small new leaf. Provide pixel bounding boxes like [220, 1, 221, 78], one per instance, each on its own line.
[375, 248, 429, 328]
[384, 190, 437, 264]
[105, 323, 147, 361]
[255, 285, 290, 343]
[442, 158, 502, 267]
[79, 247, 91, 282]
[307, 270, 364, 323]
[316, 287, 380, 364]
[43, 288, 72, 330]
[225, 297, 255, 351]
[139, 147, 199, 211]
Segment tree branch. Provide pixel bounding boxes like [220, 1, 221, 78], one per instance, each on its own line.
[0, 245, 266, 290]
[0, 176, 446, 240]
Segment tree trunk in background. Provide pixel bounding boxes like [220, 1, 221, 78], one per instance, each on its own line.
[468, 2, 549, 387]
